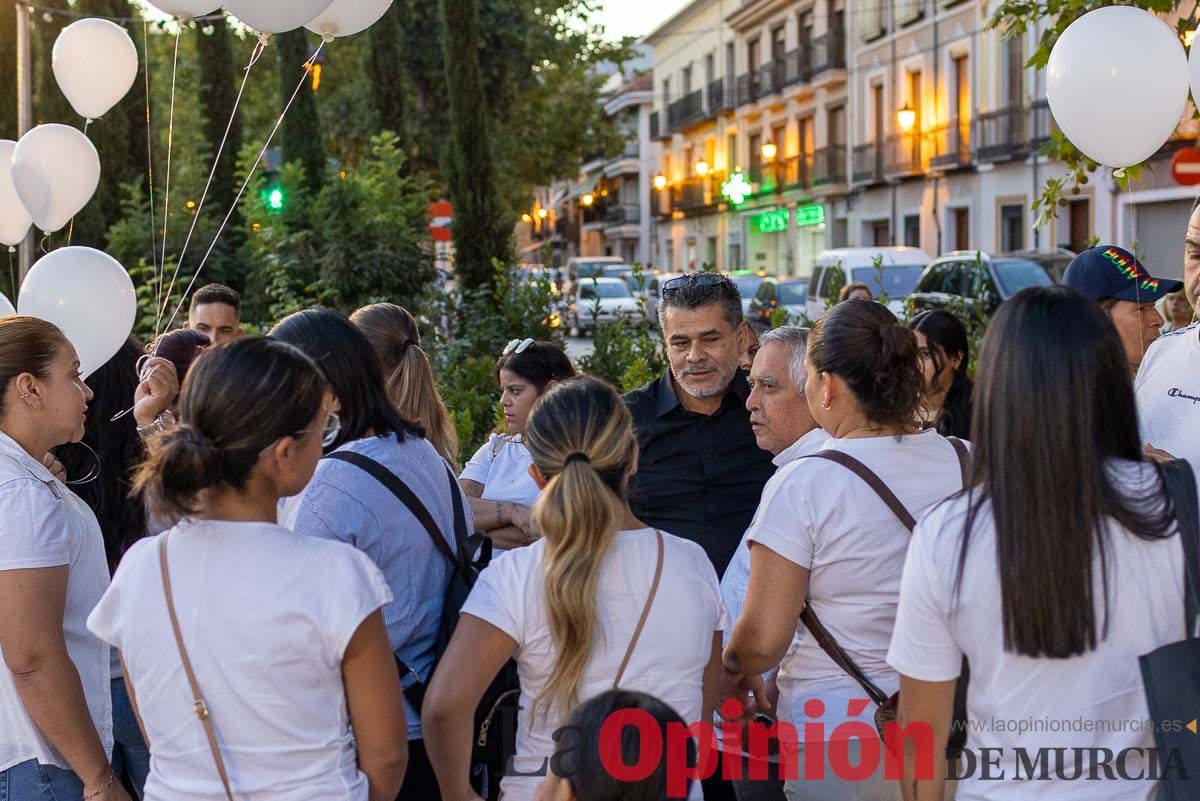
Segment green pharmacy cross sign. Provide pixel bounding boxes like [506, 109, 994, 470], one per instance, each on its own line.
[722, 172, 753, 206]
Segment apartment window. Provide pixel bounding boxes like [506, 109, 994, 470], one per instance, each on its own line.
[908, 71, 923, 132]
[799, 117, 815, 156]
[683, 65, 693, 94]
[829, 105, 846, 147]
[683, 145, 694, 175]
[1000, 203, 1025, 251]
[953, 207, 970, 250]
[799, 10, 814, 52]
[705, 53, 715, 87]
[1068, 199, 1091, 253]
[749, 131, 763, 183]
[896, 0, 923, 26]
[904, 214, 921, 247]
[662, 78, 671, 106]
[706, 236, 718, 267]
[748, 38, 761, 71]
[771, 25, 786, 59]
[952, 55, 970, 123]
[727, 133, 738, 171]
[861, 1, 884, 39]
[871, 220, 891, 246]
[726, 42, 736, 78]
[872, 84, 885, 142]
[1006, 31, 1025, 110]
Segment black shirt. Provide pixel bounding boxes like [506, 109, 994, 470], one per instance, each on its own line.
[624, 369, 776, 577]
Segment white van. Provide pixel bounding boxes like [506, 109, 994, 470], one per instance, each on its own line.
[805, 247, 932, 321]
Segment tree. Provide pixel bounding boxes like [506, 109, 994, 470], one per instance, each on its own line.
[0, 3, 17, 137]
[366, 4, 407, 148]
[276, 29, 325, 192]
[990, 0, 1190, 226]
[440, 0, 512, 290]
[195, 17, 244, 235]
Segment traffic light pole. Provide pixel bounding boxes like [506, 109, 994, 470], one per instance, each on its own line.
[16, 1, 34, 284]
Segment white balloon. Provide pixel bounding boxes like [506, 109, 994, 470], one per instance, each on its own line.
[53, 18, 139, 120]
[12, 124, 101, 234]
[0, 141, 32, 247]
[1047, 7, 1189, 168]
[305, 0, 393, 38]
[223, 0, 335, 34]
[144, 0, 222, 17]
[0, 292, 14, 319]
[18, 247, 136, 379]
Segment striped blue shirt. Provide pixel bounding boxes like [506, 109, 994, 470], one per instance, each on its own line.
[280, 432, 472, 740]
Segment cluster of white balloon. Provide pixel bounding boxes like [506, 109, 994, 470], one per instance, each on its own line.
[1047, 6, 1199, 170]
[0, 0, 393, 378]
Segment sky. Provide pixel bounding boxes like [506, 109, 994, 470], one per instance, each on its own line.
[596, 0, 691, 40]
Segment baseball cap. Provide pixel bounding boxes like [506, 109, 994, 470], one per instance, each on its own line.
[1062, 245, 1182, 303]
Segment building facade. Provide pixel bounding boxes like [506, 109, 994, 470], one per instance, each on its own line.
[643, 0, 1199, 281]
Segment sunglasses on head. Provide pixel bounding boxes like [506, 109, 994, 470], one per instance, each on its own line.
[662, 273, 732, 298]
[504, 338, 535, 355]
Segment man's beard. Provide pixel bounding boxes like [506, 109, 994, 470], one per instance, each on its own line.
[672, 359, 737, 400]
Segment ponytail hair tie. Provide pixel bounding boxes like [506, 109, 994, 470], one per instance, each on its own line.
[564, 452, 591, 466]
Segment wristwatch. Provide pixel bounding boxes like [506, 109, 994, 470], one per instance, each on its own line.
[136, 410, 176, 438]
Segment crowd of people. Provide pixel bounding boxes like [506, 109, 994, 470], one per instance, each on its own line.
[1, 225, 1198, 801]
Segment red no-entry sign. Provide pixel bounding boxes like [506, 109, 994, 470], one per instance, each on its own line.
[1171, 148, 1200, 186]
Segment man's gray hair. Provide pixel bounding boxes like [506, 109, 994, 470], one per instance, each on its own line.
[657, 274, 744, 330]
[758, 325, 810, 393]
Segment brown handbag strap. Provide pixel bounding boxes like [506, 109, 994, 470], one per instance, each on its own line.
[158, 534, 236, 801]
[805, 450, 917, 532]
[613, 529, 664, 690]
[947, 436, 972, 488]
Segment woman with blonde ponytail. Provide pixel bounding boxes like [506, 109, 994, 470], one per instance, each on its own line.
[423, 376, 726, 801]
[351, 303, 459, 468]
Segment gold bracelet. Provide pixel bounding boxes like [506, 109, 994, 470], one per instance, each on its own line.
[83, 775, 115, 801]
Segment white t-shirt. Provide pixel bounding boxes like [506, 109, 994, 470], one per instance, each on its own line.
[0, 430, 112, 773]
[460, 434, 541, 508]
[887, 459, 1190, 801]
[1135, 322, 1200, 463]
[746, 430, 967, 738]
[462, 527, 728, 801]
[87, 520, 393, 801]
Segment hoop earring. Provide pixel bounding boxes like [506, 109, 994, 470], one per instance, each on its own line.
[822, 400, 832, 411]
[64, 441, 102, 486]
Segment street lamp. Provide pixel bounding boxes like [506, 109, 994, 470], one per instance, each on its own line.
[897, 102, 917, 134]
[653, 173, 668, 190]
[695, 160, 710, 176]
[582, 193, 595, 207]
[537, 208, 548, 219]
[761, 141, 778, 162]
[521, 213, 533, 223]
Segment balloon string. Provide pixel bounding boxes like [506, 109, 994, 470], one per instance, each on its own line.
[143, 19, 161, 338]
[8, 248, 16, 300]
[39, 233, 50, 255]
[156, 36, 266, 332]
[162, 40, 327, 334]
[64, 118, 91, 248]
[155, 28, 181, 338]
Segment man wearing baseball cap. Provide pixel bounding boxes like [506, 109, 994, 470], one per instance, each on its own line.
[1062, 245, 1182, 373]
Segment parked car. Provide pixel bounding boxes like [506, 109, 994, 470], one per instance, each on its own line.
[729, 272, 768, 316]
[906, 250, 1056, 317]
[1003, 247, 1075, 283]
[747, 278, 810, 333]
[565, 256, 627, 298]
[644, 272, 684, 322]
[805, 247, 932, 320]
[571, 277, 644, 335]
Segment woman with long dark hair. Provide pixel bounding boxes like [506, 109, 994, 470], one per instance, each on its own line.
[909, 310, 972, 439]
[87, 337, 407, 801]
[424, 377, 724, 801]
[889, 286, 1187, 801]
[272, 308, 471, 801]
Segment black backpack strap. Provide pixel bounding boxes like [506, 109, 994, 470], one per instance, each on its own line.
[947, 437, 972, 488]
[1160, 458, 1200, 636]
[444, 465, 471, 561]
[325, 451, 456, 565]
[803, 450, 917, 532]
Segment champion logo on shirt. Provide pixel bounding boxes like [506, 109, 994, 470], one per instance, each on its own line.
[1167, 388, 1200, 405]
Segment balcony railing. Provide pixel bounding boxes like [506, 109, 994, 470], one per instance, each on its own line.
[783, 154, 813, 188]
[885, 133, 923, 176]
[604, 204, 640, 226]
[930, 121, 972, 169]
[736, 73, 756, 106]
[976, 106, 1028, 163]
[1030, 100, 1054, 151]
[649, 111, 661, 141]
[810, 29, 846, 77]
[667, 89, 707, 133]
[672, 174, 722, 210]
[708, 78, 732, 114]
[813, 145, 847, 186]
[756, 62, 779, 100]
[852, 142, 883, 184]
[581, 204, 606, 226]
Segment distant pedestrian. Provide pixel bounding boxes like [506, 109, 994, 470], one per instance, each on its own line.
[424, 376, 725, 801]
[184, 283, 244, 347]
[890, 286, 1192, 801]
[1062, 245, 1181, 373]
[352, 302, 460, 468]
[909, 310, 973, 439]
[459, 339, 575, 549]
[723, 300, 969, 801]
[838, 281, 873, 303]
[1160, 290, 1194, 334]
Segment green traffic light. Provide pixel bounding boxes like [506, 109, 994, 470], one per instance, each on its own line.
[267, 188, 285, 211]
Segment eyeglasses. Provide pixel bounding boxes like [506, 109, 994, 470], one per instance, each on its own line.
[504, 338, 534, 355]
[258, 412, 342, 458]
[661, 273, 734, 298]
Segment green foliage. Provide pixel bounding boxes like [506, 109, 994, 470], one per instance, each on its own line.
[577, 317, 667, 393]
[989, 0, 1184, 226]
[278, 30, 326, 192]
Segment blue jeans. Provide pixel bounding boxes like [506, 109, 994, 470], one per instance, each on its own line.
[0, 760, 83, 801]
[110, 678, 150, 800]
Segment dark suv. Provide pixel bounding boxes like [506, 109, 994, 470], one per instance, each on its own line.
[906, 251, 1056, 317]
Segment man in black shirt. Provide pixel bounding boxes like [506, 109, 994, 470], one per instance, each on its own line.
[624, 273, 776, 577]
